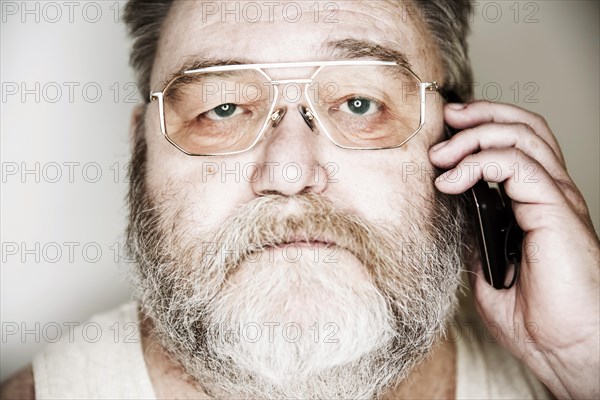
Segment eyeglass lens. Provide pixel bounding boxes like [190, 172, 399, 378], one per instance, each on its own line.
[161, 65, 422, 155]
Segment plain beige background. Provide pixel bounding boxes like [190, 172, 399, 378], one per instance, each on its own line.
[1, 0, 598, 381]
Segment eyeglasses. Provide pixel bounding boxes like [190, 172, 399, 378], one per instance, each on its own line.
[150, 61, 439, 156]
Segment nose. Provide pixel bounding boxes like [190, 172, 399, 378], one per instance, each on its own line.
[251, 103, 328, 196]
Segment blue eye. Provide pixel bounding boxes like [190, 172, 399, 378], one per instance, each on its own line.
[206, 104, 242, 120]
[340, 98, 379, 116]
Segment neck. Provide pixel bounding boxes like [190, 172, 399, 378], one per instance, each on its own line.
[382, 338, 456, 399]
[139, 309, 456, 399]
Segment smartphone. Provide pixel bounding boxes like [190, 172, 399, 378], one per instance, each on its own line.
[446, 126, 523, 289]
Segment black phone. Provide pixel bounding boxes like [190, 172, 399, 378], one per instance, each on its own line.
[445, 126, 523, 289]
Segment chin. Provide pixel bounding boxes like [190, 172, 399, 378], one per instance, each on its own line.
[211, 248, 391, 369]
[182, 251, 397, 398]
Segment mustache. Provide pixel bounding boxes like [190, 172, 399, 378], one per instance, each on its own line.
[190, 192, 402, 280]
[127, 190, 412, 330]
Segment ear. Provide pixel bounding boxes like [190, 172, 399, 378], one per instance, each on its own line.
[129, 104, 146, 151]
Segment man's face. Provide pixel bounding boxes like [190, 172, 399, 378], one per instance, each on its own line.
[129, 1, 467, 398]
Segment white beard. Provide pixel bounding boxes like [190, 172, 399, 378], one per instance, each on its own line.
[205, 246, 395, 393]
[129, 193, 467, 399]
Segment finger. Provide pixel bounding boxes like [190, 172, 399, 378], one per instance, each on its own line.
[435, 148, 586, 234]
[430, 127, 591, 225]
[434, 148, 567, 212]
[444, 101, 565, 165]
[469, 259, 510, 323]
[430, 122, 569, 182]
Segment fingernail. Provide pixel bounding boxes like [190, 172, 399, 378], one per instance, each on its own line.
[446, 103, 466, 110]
[431, 140, 449, 152]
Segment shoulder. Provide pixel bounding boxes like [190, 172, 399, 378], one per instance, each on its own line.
[27, 302, 155, 399]
[0, 364, 35, 400]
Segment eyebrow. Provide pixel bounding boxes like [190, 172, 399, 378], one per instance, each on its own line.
[321, 39, 413, 72]
[158, 57, 254, 91]
[157, 39, 414, 91]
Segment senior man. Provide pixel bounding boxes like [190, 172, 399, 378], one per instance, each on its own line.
[2, 0, 599, 399]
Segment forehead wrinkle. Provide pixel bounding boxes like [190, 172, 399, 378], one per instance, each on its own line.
[153, 0, 442, 91]
[333, 0, 444, 82]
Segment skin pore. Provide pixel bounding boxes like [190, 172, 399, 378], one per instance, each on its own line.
[135, 1, 461, 398]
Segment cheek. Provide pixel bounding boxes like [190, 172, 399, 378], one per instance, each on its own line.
[326, 140, 436, 223]
[146, 161, 258, 233]
[143, 114, 256, 231]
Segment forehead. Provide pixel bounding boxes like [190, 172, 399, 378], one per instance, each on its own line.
[151, 0, 441, 90]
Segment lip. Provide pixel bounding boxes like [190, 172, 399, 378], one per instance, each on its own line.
[241, 232, 363, 265]
[271, 240, 336, 249]
[262, 232, 340, 250]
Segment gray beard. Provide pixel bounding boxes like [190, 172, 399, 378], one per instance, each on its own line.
[126, 122, 469, 399]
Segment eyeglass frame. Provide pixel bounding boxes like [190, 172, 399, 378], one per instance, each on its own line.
[149, 60, 439, 156]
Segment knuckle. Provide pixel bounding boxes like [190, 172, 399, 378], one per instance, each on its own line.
[557, 179, 588, 211]
[513, 122, 536, 136]
[530, 112, 549, 130]
[510, 147, 527, 162]
[529, 113, 562, 150]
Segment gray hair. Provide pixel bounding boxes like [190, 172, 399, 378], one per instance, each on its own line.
[124, 0, 473, 103]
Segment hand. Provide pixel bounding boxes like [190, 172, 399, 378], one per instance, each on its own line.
[429, 100, 600, 399]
